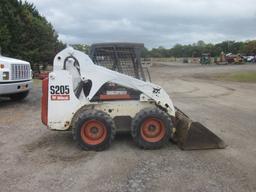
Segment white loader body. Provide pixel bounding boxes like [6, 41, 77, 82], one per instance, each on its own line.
[46, 47, 175, 130]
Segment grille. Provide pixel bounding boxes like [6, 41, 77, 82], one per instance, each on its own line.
[11, 64, 30, 80]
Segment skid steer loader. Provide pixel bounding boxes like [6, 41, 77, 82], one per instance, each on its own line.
[41, 43, 226, 151]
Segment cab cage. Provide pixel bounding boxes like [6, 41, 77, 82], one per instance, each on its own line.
[90, 42, 146, 81]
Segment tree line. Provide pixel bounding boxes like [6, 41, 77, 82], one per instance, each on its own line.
[0, 0, 65, 70]
[141, 40, 256, 58]
[72, 40, 256, 58]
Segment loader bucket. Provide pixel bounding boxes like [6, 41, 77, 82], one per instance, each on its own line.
[173, 108, 226, 150]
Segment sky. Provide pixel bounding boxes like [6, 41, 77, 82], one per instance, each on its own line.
[27, 0, 256, 48]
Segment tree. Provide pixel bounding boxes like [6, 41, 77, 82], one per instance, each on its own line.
[242, 40, 256, 55]
[0, 0, 65, 70]
[72, 44, 90, 54]
[197, 40, 206, 47]
[141, 47, 150, 58]
[0, 25, 11, 52]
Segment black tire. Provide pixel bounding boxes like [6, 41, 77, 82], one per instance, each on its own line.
[10, 91, 29, 101]
[131, 107, 172, 149]
[72, 109, 116, 151]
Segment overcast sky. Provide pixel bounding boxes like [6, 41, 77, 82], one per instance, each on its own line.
[27, 0, 256, 48]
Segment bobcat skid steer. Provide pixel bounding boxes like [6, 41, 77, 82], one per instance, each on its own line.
[41, 43, 226, 151]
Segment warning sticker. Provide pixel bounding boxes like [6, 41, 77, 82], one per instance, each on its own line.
[51, 95, 70, 101]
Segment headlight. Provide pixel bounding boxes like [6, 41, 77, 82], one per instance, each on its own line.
[3, 72, 9, 80]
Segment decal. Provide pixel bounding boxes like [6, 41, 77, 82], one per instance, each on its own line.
[153, 88, 161, 94]
[50, 85, 70, 100]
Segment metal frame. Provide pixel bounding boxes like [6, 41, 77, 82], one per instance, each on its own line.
[90, 42, 146, 81]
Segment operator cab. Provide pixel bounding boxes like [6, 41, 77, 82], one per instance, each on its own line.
[90, 42, 147, 81]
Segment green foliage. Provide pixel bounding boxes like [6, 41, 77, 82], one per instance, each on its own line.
[143, 40, 256, 58]
[141, 47, 150, 58]
[242, 40, 256, 55]
[71, 44, 90, 54]
[0, 0, 65, 70]
[0, 25, 11, 50]
[72, 41, 256, 59]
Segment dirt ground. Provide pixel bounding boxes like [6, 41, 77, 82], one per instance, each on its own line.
[1, 63, 256, 192]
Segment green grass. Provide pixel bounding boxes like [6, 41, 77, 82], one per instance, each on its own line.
[216, 71, 256, 83]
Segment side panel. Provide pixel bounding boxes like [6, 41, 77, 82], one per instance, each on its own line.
[41, 78, 48, 125]
[47, 70, 86, 130]
[94, 101, 154, 118]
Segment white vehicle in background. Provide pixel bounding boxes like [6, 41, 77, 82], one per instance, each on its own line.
[246, 56, 255, 62]
[0, 55, 32, 101]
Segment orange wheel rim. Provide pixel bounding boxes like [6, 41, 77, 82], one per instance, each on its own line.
[140, 118, 165, 142]
[81, 120, 107, 145]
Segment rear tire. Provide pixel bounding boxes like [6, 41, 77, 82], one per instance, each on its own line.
[131, 107, 172, 149]
[72, 109, 116, 151]
[9, 91, 29, 101]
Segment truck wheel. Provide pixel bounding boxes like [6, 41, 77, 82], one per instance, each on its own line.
[131, 108, 172, 149]
[10, 91, 29, 101]
[72, 109, 116, 151]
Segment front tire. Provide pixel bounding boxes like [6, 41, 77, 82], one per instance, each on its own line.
[10, 91, 29, 101]
[131, 108, 172, 149]
[72, 109, 116, 151]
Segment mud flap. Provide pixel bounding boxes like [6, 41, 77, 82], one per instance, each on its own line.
[173, 108, 227, 150]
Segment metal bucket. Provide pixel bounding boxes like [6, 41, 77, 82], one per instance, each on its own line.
[173, 108, 227, 150]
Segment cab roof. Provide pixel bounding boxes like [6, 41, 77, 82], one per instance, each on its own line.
[0, 55, 29, 65]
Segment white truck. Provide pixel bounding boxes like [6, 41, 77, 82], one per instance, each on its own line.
[0, 55, 32, 100]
